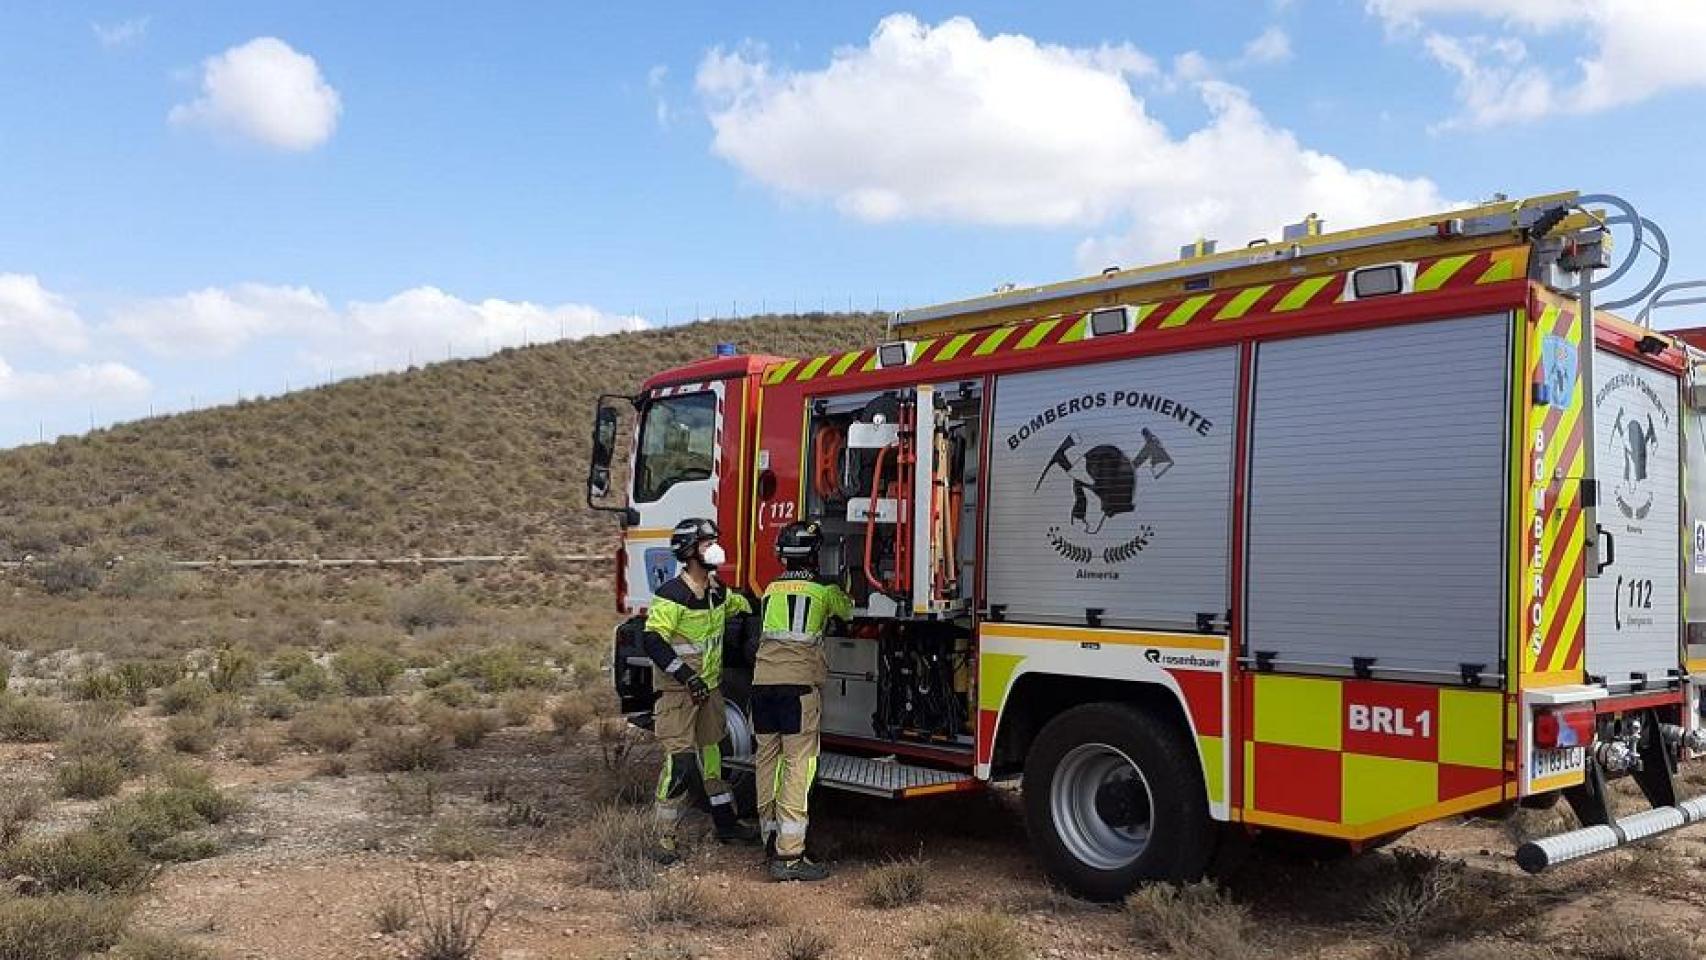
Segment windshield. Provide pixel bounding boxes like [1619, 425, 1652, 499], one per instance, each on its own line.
[633, 391, 716, 502]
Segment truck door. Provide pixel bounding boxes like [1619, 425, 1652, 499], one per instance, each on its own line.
[621, 382, 725, 613]
[1587, 349, 1682, 689]
[1684, 353, 1706, 669]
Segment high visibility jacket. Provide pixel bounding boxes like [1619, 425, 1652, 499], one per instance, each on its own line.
[755, 571, 853, 687]
[642, 575, 752, 689]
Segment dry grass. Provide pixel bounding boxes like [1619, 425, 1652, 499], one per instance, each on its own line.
[423, 820, 495, 862]
[775, 928, 833, 960]
[496, 689, 544, 727]
[425, 707, 501, 749]
[0, 829, 154, 894]
[549, 698, 595, 736]
[572, 806, 661, 891]
[235, 729, 282, 766]
[381, 773, 443, 817]
[403, 870, 503, 960]
[374, 893, 414, 935]
[110, 931, 223, 960]
[1574, 925, 1699, 960]
[0, 893, 132, 960]
[863, 855, 929, 909]
[0, 694, 67, 742]
[164, 712, 218, 754]
[1127, 881, 1258, 960]
[630, 876, 717, 929]
[919, 912, 1026, 960]
[0, 791, 44, 846]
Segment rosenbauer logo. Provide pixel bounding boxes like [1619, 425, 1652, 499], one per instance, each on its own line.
[1005, 389, 1214, 577]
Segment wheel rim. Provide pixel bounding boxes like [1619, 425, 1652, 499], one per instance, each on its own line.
[1050, 742, 1153, 871]
[723, 702, 754, 760]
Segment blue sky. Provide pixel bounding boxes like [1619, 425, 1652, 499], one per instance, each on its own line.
[1, 1, 1703, 446]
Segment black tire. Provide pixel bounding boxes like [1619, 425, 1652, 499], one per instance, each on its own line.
[1022, 702, 1213, 901]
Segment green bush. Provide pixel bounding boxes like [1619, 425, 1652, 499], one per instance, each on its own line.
[424, 681, 481, 708]
[57, 757, 128, 800]
[268, 648, 315, 681]
[446, 647, 554, 692]
[92, 769, 240, 853]
[62, 721, 148, 774]
[0, 829, 152, 894]
[332, 647, 403, 696]
[0, 694, 67, 742]
[284, 662, 335, 701]
[251, 687, 301, 720]
[156, 677, 214, 716]
[114, 660, 184, 706]
[0, 893, 131, 960]
[69, 672, 129, 703]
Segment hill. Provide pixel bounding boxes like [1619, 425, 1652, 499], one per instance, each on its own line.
[0, 312, 886, 560]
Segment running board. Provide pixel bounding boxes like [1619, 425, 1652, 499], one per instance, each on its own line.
[1516, 793, 1706, 872]
[725, 751, 981, 799]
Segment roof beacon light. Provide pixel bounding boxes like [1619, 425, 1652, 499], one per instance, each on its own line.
[877, 341, 915, 369]
[714, 342, 737, 357]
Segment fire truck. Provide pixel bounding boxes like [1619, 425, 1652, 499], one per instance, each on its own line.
[587, 191, 1706, 900]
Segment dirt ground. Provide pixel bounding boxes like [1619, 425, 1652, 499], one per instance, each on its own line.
[9, 715, 1705, 960]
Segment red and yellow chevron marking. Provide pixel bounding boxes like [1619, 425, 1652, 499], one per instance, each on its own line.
[1241, 675, 1506, 839]
[1519, 302, 1587, 682]
[762, 246, 1527, 386]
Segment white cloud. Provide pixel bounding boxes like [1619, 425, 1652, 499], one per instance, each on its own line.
[697, 14, 1453, 264]
[91, 17, 149, 49]
[0, 357, 150, 403]
[1239, 26, 1294, 66]
[168, 37, 342, 150]
[648, 64, 673, 128]
[1370, 0, 1706, 125]
[110, 283, 645, 370]
[0, 274, 89, 353]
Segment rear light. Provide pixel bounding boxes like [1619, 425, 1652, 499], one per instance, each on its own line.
[1535, 707, 1595, 749]
[614, 545, 628, 614]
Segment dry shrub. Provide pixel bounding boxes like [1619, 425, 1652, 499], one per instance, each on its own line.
[288, 703, 361, 753]
[1127, 881, 1256, 960]
[425, 708, 500, 749]
[424, 681, 481, 709]
[497, 689, 544, 727]
[863, 855, 929, 909]
[404, 870, 502, 960]
[165, 713, 217, 754]
[62, 720, 148, 774]
[382, 773, 443, 817]
[209, 647, 258, 694]
[250, 687, 300, 720]
[392, 578, 470, 633]
[1425, 941, 1560, 960]
[57, 756, 127, 800]
[34, 555, 102, 595]
[110, 931, 223, 960]
[586, 722, 655, 806]
[102, 554, 181, 600]
[369, 728, 451, 772]
[374, 893, 414, 934]
[148, 833, 222, 863]
[332, 647, 403, 697]
[0, 892, 131, 960]
[283, 663, 334, 701]
[156, 678, 214, 716]
[631, 876, 716, 928]
[423, 820, 495, 862]
[92, 767, 240, 855]
[920, 912, 1025, 960]
[0, 791, 44, 846]
[0, 828, 153, 894]
[550, 698, 595, 736]
[204, 695, 249, 730]
[572, 806, 660, 891]
[775, 928, 832, 960]
[235, 729, 282, 766]
[1575, 925, 1699, 960]
[0, 695, 67, 742]
[1361, 851, 1482, 952]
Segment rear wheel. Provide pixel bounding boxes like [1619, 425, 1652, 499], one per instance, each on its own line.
[1022, 702, 1212, 901]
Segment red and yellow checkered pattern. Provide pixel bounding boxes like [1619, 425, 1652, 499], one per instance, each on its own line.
[763, 246, 1528, 386]
[1241, 675, 1506, 839]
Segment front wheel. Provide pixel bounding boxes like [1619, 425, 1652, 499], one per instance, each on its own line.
[1022, 702, 1213, 901]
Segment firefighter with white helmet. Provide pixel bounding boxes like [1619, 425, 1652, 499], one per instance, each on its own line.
[753, 520, 853, 881]
[640, 517, 761, 862]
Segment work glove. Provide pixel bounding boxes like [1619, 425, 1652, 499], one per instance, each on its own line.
[684, 674, 711, 705]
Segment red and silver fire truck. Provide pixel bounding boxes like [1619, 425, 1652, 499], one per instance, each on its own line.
[588, 191, 1706, 899]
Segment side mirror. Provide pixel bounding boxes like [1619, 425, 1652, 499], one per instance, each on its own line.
[587, 400, 628, 510]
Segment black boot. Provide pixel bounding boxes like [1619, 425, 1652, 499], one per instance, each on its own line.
[710, 800, 761, 844]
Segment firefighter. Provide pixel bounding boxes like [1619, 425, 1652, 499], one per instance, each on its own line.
[753, 520, 853, 881]
[640, 517, 760, 862]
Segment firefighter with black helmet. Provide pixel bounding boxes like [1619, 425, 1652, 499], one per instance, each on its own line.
[754, 520, 853, 881]
[639, 517, 761, 862]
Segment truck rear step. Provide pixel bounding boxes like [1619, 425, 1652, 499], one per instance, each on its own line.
[726, 751, 981, 799]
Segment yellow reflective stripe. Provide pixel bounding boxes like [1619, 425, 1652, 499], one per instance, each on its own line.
[1159, 294, 1214, 329]
[828, 350, 862, 377]
[795, 354, 831, 381]
[1476, 250, 1521, 284]
[910, 338, 937, 363]
[765, 360, 798, 385]
[1214, 284, 1272, 321]
[1132, 303, 1161, 328]
[1014, 319, 1061, 350]
[1415, 254, 1473, 292]
[972, 325, 1018, 356]
[1057, 314, 1091, 343]
[860, 353, 878, 372]
[934, 332, 977, 362]
[1274, 275, 1334, 312]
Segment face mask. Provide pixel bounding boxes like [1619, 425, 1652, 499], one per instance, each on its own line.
[700, 543, 727, 568]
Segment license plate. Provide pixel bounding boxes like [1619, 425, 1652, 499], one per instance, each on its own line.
[1529, 746, 1585, 781]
